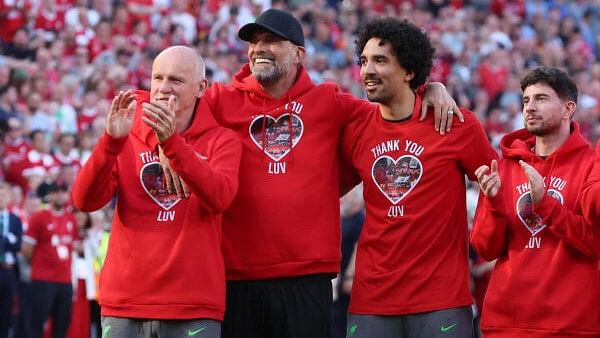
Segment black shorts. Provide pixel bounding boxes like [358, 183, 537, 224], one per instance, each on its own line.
[222, 273, 334, 338]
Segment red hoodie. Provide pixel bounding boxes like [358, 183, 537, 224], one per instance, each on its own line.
[71, 92, 242, 320]
[471, 122, 600, 338]
[343, 95, 497, 315]
[201, 64, 376, 280]
[581, 143, 600, 224]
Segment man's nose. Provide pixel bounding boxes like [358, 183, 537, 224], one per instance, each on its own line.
[157, 81, 171, 93]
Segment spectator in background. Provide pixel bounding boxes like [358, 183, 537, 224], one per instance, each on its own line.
[22, 181, 78, 338]
[0, 84, 21, 119]
[53, 133, 80, 169]
[0, 182, 23, 338]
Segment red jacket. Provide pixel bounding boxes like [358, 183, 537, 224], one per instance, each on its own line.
[343, 95, 497, 315]
[202, 64, 376, 280]
[581, 143, 600, 225]
[471, 122, 600, 338]
[72, 92, 241, 320]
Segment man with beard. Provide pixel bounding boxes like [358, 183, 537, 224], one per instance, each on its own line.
[472, 66, 600, 337]
[22, 182, 78, 338]
[156, 8, 460, 338]
[341, 18, 496, 337]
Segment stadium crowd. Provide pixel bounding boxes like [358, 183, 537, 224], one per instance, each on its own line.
[1, 0, 600, 337]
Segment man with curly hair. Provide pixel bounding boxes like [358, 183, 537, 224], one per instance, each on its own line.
[341, 17, 497, 337]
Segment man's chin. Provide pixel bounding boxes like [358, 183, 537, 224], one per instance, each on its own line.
[366, 93, 385, 103]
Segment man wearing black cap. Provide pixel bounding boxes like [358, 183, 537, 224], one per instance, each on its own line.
[22, 182, 78, 338]
[160, 8, 459, 338]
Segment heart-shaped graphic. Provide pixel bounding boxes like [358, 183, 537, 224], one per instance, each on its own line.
[516, 189, 563, 235]
[371, 155, 423, 205]
[249, 113, 304, 162]
[139, 162, 181, 210]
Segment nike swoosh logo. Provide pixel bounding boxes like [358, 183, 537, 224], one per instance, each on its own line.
[347, 323, 358, 338]
[440, 323, 457, 332]
[187, 325, 208, 336]
[102, 325, 111, 338]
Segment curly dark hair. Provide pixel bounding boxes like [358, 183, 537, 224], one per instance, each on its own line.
[355, 17, 435, 90]
[520, 66, 577, 103]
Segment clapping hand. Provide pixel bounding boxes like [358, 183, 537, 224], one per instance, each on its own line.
[475, 159, 501, 197]
[107, 90, 136, 137]
[142, 96, 177, 143]
[520, 160, 545, 205]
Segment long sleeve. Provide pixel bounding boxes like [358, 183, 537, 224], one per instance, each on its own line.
[458, 111, 499, 181]
[161, 130, 241, 214]
[535, 193, 600, 258]
[72, 132, 127, 212]
[471, 192, 509, 261]
[581, 144, 600, 225]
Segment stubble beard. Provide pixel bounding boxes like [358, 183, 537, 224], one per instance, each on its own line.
[526, 118, 561, 136]
[251, 56, 292, 86]
[366, 90, 392, 105]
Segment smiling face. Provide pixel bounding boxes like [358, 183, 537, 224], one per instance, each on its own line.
[247, 30, 302, 86]
[522, 82, 572, 136]
[359, 38, 414, 105]
[150, 47, 206, 131]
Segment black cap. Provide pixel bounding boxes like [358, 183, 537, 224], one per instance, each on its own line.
[238, 9, 304, 47]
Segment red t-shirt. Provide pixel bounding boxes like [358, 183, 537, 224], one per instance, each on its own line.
[24, 209, 78, 283]
[343, 96, 497, 315]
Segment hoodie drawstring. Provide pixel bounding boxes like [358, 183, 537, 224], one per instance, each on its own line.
[286, 93, 294, 166]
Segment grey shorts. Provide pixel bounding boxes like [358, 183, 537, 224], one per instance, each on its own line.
[347, 306, 473, 338]
[101, 316, 221, 338]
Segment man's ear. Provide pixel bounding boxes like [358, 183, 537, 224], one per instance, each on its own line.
[197, 79, 209, 97]
[564, 100, 576, 120]
[296, 46, 306, 62]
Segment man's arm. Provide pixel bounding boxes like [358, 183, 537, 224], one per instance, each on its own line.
[581, 143, 600, 225]
[160, 131, 242, 214]
[143, 96, 242, 213]
[21, 212, 40, 262]
[522, 161, 600, 258]
[20, 241, 34, 262]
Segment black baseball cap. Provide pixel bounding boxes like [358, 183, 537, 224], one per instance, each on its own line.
[238, 9, 305, 47]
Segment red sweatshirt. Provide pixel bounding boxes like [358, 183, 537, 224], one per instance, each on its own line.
[581, 143, 600, 225]
[71, 92, 242, 320]
[471, 122, 600, 338]
[343, 95, 497, 315]
[201, 64, 376, 280]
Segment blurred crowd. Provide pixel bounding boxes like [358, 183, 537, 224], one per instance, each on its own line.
[1, 0, 600, 337]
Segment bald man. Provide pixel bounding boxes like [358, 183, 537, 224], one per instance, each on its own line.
[72, 46, 242, 338]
